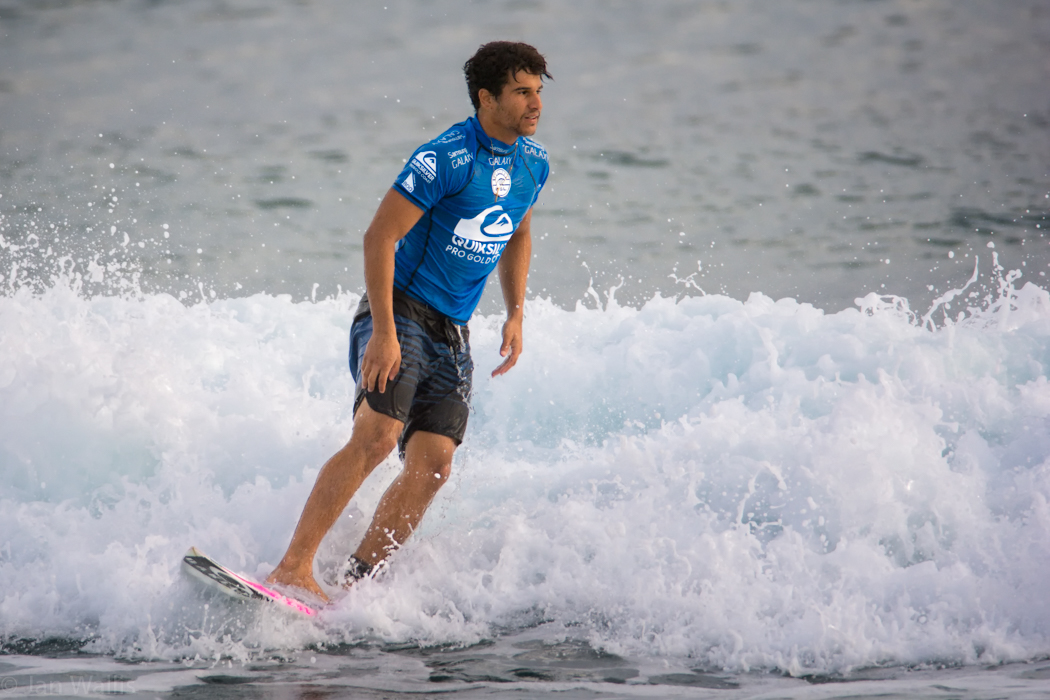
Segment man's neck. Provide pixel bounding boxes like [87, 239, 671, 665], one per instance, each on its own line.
[475, 113, 518, 148]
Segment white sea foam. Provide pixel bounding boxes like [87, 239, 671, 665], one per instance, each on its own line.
[1, 268, 1049, 674]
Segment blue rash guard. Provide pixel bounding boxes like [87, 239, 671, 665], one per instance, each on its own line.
[390, 115, 550, 324]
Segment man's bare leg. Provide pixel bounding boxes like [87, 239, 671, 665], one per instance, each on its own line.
[266, 401, 403, 601]
[352, 431, 457, 570]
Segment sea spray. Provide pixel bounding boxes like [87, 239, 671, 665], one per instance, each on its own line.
[1, 263, 1049, 673]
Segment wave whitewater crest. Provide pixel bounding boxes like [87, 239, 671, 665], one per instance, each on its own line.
[0, 256, 1049, 674]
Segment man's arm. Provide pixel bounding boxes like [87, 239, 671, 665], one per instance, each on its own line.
[361, 188, 424, 392]
[492, 208, 533, 377]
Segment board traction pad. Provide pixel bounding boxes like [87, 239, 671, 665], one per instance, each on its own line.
[181, 546, 318, 617]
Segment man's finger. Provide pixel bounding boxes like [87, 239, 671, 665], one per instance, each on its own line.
[492, 353, 518, 376]
[376, 361, 391, 393]
[491, 342, 520, 377]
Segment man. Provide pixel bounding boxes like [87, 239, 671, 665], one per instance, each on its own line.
[267, 41, 551, 601]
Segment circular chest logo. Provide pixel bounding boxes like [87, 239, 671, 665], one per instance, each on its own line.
[491, 168, 512, 198]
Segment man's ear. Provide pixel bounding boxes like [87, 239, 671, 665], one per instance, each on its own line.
[478, 88, 496, 110]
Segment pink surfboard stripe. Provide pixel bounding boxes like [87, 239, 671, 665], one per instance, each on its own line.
[184, 547, 319, 617]
[233, 571, 318, 616]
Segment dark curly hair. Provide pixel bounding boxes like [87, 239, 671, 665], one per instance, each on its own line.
[463, 41, 552, 111]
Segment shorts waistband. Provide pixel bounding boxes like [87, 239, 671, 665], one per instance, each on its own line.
[355, 288, 467, 350]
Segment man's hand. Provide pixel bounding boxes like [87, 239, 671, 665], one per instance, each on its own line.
[491, 316, 523, 377]
[361, 329, 401, 393]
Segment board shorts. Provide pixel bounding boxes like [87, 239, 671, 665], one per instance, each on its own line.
[348, 288, 472, 458]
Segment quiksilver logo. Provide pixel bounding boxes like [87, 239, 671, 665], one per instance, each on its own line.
[453, 205, 515, 242]
[411, 151, 438, 182]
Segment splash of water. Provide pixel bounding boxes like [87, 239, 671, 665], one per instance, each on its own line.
[1, 233, 1049, 675]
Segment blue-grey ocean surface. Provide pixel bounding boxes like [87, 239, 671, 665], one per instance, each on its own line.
[1, 1, 1050, 698]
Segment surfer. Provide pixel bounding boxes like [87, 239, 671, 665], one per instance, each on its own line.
[267, 41, 552, 601]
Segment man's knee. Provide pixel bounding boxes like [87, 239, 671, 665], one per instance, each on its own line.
[349, 401, 403, 463]
[422, 458, 452, 487]
[404, 432, 457, 480]
[434, 460, 452, 482]
[415, 458, 452, 499]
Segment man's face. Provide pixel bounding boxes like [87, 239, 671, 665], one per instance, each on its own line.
[486, 70, 544, 138]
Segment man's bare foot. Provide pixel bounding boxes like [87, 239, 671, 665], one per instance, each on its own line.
[266, 567, 329, 604]
[341, 555, 376, 589]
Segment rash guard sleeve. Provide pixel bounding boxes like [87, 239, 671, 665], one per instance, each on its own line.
[392, 128, 472, 212]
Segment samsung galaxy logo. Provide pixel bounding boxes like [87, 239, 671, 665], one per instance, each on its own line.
[521, 143, 548, 161]
[449, 148, 473, 169]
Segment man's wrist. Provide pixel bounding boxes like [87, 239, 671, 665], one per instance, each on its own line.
[371, 318, 399, 338]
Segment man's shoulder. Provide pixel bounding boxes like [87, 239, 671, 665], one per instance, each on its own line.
[417, 119, 475, 155]
[519, 136, 549, 164]
[404, 119, 476, 191]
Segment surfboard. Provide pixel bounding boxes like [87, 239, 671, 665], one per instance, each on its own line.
[181, 546, 318, 617]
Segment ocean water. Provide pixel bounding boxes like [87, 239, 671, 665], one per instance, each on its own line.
[2, 0, 1050, 698]
[2, 0, 1048, 312]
